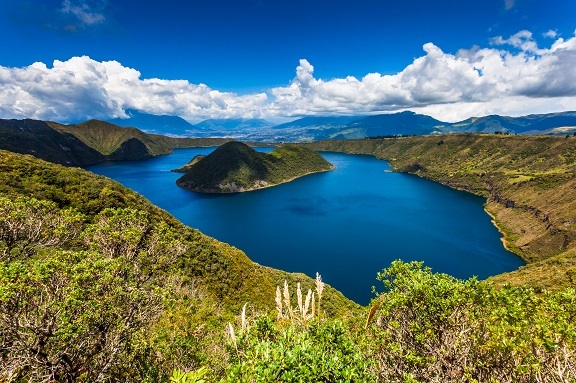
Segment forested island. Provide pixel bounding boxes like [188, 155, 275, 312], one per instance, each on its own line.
[175, 141, 334, 193]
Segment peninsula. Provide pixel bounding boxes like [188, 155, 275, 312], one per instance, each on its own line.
[175, 141, 334, 193]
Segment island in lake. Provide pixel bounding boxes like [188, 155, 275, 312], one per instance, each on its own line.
[175, 141, 335, 193]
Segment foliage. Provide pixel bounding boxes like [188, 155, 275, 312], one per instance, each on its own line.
[5, 144, 575, 382]
[365, 260, 576, 382]
[222, 316, 371, 382]
[169, 367, 209, 383]
[0, 196, 84, 262]
[0, 149, 356, 381]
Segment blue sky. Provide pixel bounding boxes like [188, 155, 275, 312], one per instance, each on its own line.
[1, 0, 576, 123]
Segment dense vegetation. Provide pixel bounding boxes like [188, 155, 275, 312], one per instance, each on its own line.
[305, 134, 576, 291]
[0, 149, 355, 382]
[216, 261, 575, 382]
[2, 133, 576, 381]
[176, 141, 334, 193]
[172, 155, 207, 173]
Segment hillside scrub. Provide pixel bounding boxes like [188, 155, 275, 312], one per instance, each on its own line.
[0, 149, 575, 381]
[173, 261, 576, 382]
[0, 150, 356, 382]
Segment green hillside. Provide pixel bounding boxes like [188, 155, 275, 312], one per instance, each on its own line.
[1, 145, 575, 382]
[50, 119, 234, 156]
[0, 118, 232, 166]
[305, 134, 576, 291]
[0, 149, 356, 382]
[176, 141, 334, 193]
[49, 119, 175, 156]
[0, 119, 105, 166]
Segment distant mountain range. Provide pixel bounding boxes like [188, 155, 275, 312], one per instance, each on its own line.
[2, 110, 576, 167]
[106, 109, 198, 136]
[105, 110, 576, 141]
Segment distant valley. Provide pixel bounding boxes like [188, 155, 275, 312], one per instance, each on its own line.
[106, 110, 576, 142]
[3, 110, 576, 169]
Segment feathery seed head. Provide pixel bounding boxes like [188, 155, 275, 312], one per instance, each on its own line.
[227, 322, 236, 345]
[283, 280, 290, 308]
[297, 282, 303, 314]
[241, 303, 247, 331]
[304, 289, 312, 319]
[275, 285, 283, 319]
[315, 272, 324, 301]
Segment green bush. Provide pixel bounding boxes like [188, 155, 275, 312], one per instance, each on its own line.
[365, 260, 576, 382]
[222, 316, 371, 382]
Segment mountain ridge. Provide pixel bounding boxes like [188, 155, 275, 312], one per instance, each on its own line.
[0, 118, 233, 166]
[78, 110, 576, 141]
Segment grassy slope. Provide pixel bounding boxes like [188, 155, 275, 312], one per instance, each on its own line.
[177, 141, 334, 192]
[49, 120, 173, 156]
[305, 135, 576, 291]
[0, 149, 356, 316]
[49, 120, 234, 156]
[0, 119, 105, 166]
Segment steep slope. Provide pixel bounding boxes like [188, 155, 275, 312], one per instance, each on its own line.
[176, 141, 334, 193]
[305, 135, 576, 291]
[0, 118, 105, 166]
[0, 148, 355, 314]
[0, 149, 356, 381]
[0, 118, 234, 166]
[49, 119, 172, 157]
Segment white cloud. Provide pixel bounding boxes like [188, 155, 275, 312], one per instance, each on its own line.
[544, 30, 558, 39]
[1, 29, 576, 123]
[490, 30, 543, 53]
[0, 56, 269, 122]
[60, 0, 107, 27]
[504, 0, 515, 10]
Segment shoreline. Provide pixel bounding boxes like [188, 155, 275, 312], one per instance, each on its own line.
[179, 165, 336, 194]
[483, 206, 519, 257]
[378, 158, 527, 264]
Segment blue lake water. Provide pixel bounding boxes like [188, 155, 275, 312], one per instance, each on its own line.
[87, 148, 524, 304]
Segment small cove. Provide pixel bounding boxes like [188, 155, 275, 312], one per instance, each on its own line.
[87, 148, 525, 304]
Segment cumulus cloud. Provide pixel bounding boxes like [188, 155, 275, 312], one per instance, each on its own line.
[0, 56, 268, 122]
[1, 29, 576, 123]
[266, 30, 576, 120]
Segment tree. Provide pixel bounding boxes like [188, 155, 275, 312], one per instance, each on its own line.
[0, 205, 189, 382]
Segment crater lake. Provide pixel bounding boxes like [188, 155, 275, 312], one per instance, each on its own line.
[87, 148, 524, 304]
